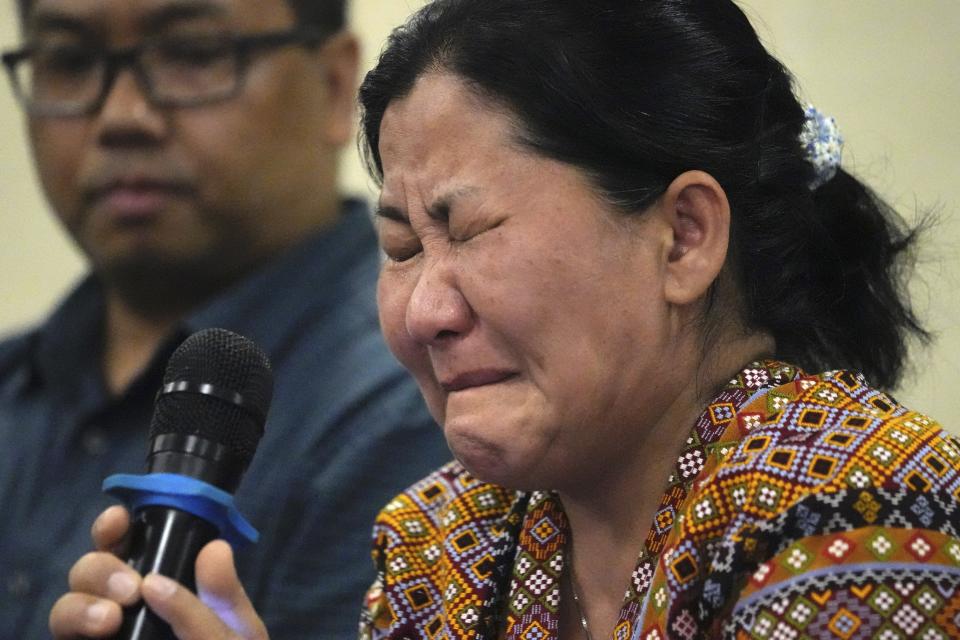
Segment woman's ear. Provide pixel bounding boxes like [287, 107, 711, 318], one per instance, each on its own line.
[656, 170, 731, 305]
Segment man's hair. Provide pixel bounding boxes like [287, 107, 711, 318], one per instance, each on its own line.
[284, 0, 347, 33]
[16, 0, 347, 33]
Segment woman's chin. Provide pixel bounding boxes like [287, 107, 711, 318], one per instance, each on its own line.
[445, 431, 512, 485]
[446, 430, 547, 491]
[442, 399, 555, 489]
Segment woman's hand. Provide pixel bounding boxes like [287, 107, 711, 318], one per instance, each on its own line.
[49, 506, 269, 640]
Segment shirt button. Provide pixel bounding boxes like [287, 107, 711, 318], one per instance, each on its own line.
[6, 571, 32, 597]
[82, 427, 109, 456]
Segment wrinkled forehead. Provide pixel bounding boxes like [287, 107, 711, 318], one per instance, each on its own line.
[377, 72, 544, 213]
[21, 0, 296, 38]
[380, 77, 499, 181]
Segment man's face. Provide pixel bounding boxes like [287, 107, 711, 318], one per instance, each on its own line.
[22, 0, 356, 299]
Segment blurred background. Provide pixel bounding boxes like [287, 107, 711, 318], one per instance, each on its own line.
[1, 1, 958, 427]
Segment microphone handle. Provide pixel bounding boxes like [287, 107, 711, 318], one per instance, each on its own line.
[112, 506, 219, 640]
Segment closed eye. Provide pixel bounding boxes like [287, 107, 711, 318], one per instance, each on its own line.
[376, 217, 421, 263]
[452, 218, 505, 243]
[383, 244, 422, 263]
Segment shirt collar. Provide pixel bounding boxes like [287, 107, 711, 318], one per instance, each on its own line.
[32, 275, 107, 399]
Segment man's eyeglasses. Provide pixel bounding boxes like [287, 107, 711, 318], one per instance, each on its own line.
[1, 27, 326, 117]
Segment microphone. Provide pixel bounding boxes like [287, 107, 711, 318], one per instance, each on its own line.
[103, 328, 273, 640]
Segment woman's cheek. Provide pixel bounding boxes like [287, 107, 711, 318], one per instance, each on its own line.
[376, 279, 403, 348]
[378, 274, 437, 393]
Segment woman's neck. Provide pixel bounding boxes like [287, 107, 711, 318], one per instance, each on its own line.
[556, 330, 775, 638]
[557, 379, 702, 639]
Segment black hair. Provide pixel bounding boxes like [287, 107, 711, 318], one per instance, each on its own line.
[359, 0, 929, 390]
[283, 0, 346, 33]
[15, 0, 347, 33]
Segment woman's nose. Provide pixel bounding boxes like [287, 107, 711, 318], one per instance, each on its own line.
[404, 258, 473, 345]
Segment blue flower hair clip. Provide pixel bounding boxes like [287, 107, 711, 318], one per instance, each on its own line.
[799, 105, 844, 190]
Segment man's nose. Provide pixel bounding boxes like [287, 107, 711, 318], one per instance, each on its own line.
[94, 66, 168, 146]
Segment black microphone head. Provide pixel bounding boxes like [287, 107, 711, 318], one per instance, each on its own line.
[150, 328, 273, 468]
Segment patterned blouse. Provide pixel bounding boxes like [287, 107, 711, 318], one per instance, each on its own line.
[359, 361, 960, 639]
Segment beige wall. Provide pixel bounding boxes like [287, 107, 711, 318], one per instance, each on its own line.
[1, 1, 957, 427]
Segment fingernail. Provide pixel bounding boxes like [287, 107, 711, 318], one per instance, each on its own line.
[144, 573, 178, 600]
[107, 571, 138, 600]
[86, 601, 110, 624]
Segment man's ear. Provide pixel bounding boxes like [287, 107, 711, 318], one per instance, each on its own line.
[318, 31, 360, 146]
[656, 170, 731, 306]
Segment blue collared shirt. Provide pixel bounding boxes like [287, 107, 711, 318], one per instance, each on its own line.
[0, 200, 450, 639]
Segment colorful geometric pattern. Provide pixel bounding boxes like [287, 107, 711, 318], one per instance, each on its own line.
[641, 368, 960, 640]
[360, 362, 960, 639]
[360, 467, 523, 637]
[504, 491, 568, 637]
[728, 566, 960, 640]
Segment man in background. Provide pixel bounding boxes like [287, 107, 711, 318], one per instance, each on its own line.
[0, 0, 448, 637]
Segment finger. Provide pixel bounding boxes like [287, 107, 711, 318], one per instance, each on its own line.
[68, 551, 142, 606]
[49, 592, 123, 639]
[91, 505, 131, 555]
[196, 541, 268, 639]
[140, 542, 267, 640]
[140, 573, 242, 640]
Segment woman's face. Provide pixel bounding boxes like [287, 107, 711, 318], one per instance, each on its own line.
[376, 73, 681, 489]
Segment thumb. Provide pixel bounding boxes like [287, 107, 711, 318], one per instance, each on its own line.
[196, 541, 268, 639]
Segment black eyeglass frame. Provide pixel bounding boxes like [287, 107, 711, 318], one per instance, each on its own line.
[1, 26, 326, 117]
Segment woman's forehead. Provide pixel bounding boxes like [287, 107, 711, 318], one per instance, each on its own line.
[383, 72, 524, 142]
[379, 75, 517, 174]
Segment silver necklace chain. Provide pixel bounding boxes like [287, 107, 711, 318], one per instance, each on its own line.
[567, 551, 595, 640]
